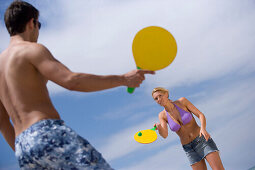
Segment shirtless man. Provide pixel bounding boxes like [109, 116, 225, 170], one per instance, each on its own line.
[0, 1, 154, 169]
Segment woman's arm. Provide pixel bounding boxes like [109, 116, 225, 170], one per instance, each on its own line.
[155, 112, 168, 138]
[180, 97, 210, 141]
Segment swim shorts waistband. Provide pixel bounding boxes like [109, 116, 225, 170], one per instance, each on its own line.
[15, 119, 64, 144]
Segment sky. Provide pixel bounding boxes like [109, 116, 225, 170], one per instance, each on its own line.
[0, 0, 255, 169]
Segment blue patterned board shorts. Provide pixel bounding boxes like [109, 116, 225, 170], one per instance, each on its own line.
[182, 135, 219, 165]
[15, 119, 113, 170]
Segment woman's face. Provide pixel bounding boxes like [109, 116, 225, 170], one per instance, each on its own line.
[152, 91, 168, 106]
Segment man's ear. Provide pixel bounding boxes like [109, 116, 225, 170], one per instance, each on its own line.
[26, 18, 35, 30]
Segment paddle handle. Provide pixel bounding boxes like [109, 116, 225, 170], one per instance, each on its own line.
[127, 66, 141, 94]
[150, 125, 157, 131]
[127, 87, 135, 93]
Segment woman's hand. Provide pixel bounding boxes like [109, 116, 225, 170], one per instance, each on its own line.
[154, 121, 168, 139]
[200, 128, 210, 141]
[153, 123, 161, 130]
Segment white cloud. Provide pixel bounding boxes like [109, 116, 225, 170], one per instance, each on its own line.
[193, 77, 255, 126]
[95, 97, 155, 121]
[1, 0, 254, 94]
[212, 110, 255, 170]
[0, 25, 9, 51]
[145, 0, 255, 89]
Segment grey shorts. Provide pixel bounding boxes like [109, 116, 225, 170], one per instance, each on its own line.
[15, 119, 113, 170]
[182, 135, 219, 165]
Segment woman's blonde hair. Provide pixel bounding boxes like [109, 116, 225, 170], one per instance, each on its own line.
[152, 87, 169, 98]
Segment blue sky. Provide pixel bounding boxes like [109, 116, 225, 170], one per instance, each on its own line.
[0, 0, 255, 169]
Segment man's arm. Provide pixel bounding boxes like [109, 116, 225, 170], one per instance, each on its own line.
[0, 101, 15, 151]
[28, 44, 155, 92]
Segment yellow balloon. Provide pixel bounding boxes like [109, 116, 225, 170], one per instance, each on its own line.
[132, 26, 177, 71]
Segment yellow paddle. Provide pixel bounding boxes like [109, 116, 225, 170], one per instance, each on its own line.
[134, 126, 157, 144]
[127, 26, 177, 93]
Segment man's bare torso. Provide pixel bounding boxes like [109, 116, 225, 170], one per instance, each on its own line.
[0, 41, 60, 137]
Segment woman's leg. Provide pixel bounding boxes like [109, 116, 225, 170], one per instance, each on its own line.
[191, 159, 207, 170]
[205, 151, 224, 170]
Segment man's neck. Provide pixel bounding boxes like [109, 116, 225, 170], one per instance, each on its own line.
[10, 32, 33, 44]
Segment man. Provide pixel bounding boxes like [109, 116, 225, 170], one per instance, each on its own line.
[0, 1, 154, 169]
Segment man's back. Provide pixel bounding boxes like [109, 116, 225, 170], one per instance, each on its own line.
[0, 41, 60, 137]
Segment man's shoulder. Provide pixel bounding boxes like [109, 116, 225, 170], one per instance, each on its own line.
[22, 42, 46, 52]
[15, 42, 48, 59]
[0, 42, 50, 66]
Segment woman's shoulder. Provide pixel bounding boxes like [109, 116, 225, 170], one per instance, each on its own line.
[175, 97, 186, 102]
[175, 97, 189, 106]
[158, 110, 166, 117]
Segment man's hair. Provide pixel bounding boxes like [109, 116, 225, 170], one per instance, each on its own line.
[4, 0, 39, 36]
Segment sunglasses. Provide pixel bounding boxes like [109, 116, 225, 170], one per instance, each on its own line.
[33, 19, 41, 29]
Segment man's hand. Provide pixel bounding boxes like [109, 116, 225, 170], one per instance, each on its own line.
[123, 69, 155, 87]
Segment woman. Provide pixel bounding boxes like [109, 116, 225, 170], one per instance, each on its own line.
[152, 87, 224, 170]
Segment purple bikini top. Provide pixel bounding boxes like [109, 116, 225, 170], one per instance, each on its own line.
[165, 103, 192, 132]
